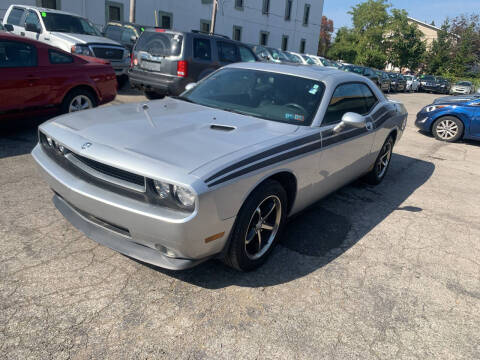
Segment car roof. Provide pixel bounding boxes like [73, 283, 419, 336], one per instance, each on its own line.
[10, 4, 80, 17]
[0, 32, 48, 46]
[225, 62, 368, 85]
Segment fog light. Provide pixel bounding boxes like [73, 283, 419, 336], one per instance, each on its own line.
[46, 136, 53, 147]
[155, 244, 177, 258]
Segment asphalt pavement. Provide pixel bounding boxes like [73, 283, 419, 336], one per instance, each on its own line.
[0, 90, 479, 359]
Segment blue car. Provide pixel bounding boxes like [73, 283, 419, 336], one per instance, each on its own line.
[415, 95, 480, 142]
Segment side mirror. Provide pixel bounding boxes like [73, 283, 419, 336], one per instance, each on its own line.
[4, 24, 14, 32]
[333, 112, 366, 133]
[25, 23, 41, 33]
[130, 35, 137, 43]
[185, 83, 197, 91]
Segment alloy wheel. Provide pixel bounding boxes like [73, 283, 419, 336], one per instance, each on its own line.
[376, 141, 392, 178]
[69, 95, 93, 113]
[244, 195, 282, 260]
[436, 119, 459, 140]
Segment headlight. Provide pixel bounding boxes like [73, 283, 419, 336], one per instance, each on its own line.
[71, 44, 93, 56]
[425, 105, 447, 112]
[153, 180, 196, 211]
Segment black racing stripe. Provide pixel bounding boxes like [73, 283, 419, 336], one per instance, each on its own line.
[208, 140, 323, 187]
[205, 133, 320, 184]
[323, 127, 368, 147]
[374, 111, 394, 128]
[372, 106, 388, 121]
[208, 126, 370, 187]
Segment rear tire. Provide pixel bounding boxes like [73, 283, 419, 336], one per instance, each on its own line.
[223, 180, 287, 272]
[432, 117, 463, 143]
[144, 91, 164, 100]
[364, 136, 394, 185]
[61, 88, 97, 114]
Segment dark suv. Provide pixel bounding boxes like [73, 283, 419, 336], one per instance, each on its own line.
[129, 29, 258, 99]
[103, 21, 151, 52]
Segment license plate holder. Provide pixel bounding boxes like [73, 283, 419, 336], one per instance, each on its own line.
[141, 60, 161, 72]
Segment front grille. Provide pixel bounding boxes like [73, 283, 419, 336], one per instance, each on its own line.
[69, 152, 145, 187]
[91, 46, 124, 60]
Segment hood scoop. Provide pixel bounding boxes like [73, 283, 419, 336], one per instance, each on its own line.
[210, 124, 236, 132]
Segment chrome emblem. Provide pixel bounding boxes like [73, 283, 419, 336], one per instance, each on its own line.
[82, 142, 92, 150]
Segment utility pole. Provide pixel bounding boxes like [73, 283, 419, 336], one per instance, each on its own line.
[210, 0, 218, 34]
[129, 0, 136, 23]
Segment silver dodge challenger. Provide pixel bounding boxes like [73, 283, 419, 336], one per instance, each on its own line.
[32, 62, 407, 271]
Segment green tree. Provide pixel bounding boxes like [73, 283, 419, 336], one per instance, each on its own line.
[424, 22, 453, 75]
[327, 27, 358, 63]
[387, 9, 426, 72]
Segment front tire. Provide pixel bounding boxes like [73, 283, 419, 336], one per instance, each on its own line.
[223, 180, 287, 271]
[364, 136, 394, 185]
[432, 117, 464, 142]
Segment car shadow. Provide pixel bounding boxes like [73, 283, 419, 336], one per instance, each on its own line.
[140, 153, 435, 288]
[0, 117, 48, 159]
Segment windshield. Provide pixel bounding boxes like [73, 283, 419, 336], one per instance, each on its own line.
[404, 75, 413, 80]
[343, 66, 364, 74]
[420, 75, 435, 81]
[285, 52, 302, 63]
[268, 48, 289, 61]
[457, 81, 471, 86]
[42, 13, 101, 36]
[302, 55, 317, 65]
[181, 68, 325, 126]
[135, 32, 183, 57]
[388, 74, 398, 79]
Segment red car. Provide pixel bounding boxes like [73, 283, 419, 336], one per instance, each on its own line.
[0, 33, 117, 121]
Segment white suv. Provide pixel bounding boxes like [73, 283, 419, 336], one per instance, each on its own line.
[3, 5, 130, 81]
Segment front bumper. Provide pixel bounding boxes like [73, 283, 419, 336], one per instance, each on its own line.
[415, 112, 432, 131]
[110, 61, 129, 76]
[31, 144, 235, 270]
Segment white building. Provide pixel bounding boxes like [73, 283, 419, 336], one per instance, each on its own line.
[0, 0, 323, 54]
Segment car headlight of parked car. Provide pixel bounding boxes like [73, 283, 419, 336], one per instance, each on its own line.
[71, 44, 93, 56]
[425, 105, 448, 112]
[153, 180, 196, 211]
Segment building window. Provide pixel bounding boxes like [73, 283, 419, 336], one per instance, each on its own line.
[235, 0, 244, 10]
[158, 11, 173, 29]
[37, 0, 60, 9]
[300, 39, 306, 53]
[303, 4, 310, 26]
[233, 25, 242, 41]
[285, 0, 292, 21]
[201, 0, 213, 3]
[281, 35, 289, 51]
[260, 31, 269, 46]
[262, 0, 270, 15]
[106, 1, 123, 22]
[200, 19, 211, 33]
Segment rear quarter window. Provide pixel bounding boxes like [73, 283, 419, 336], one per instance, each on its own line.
[49, 50, 73, 64]
[135, 32, 183, 57]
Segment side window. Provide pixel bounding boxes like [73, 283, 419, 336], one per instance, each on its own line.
[24, 11, 41, 30]
[0, 41, 37, 68]
[323, 83, 376, 126]
[217, 41, 238, 63]
[104, 26, 122, 41]
[238, 46, 256, 62]
[121, 27, 136, 43]
[6, 7, 25, 26]
[193, 38, 212, 60]
[49, 50, 73, 64]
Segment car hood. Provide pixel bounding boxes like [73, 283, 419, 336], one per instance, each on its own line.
[50, 32, 123, 47]
[433, 95, 480, 104]
[43, 99, 299, 175]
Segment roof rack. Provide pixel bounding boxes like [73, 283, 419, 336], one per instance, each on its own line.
[191, 30, 230, 39]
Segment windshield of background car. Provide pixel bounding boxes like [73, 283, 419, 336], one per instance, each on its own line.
[404, 75, 413, 80]
[389, 74, 398, 79]
[457, 81, 472, 86]
[135, 32, 183, 57]
[420, 75, 435, 81]
[268, 48, 289, 61]
[182, 68, 325, 126]
[302, 55, 316, 65]
[42, 13, 101, 36]
[286, 52, 302, 63]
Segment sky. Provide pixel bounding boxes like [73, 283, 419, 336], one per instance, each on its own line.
[324, 0, 480, 31]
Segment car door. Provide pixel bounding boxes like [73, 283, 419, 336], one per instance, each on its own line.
[4, 6, 26, 35]
[0, 39, 40, 113]
[315, 82, 378, 196]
